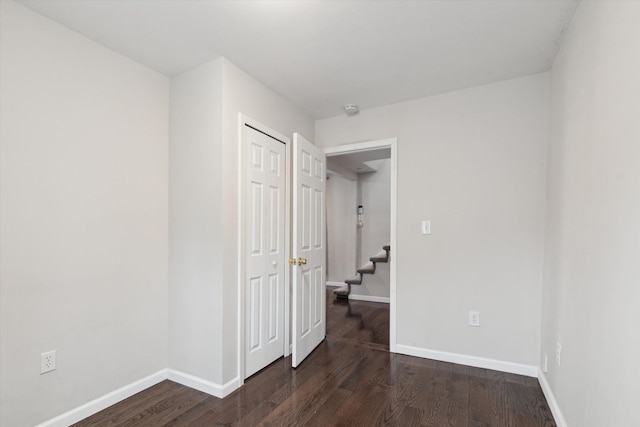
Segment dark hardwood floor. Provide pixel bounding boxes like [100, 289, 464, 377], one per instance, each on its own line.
[73, 290, 555, 426]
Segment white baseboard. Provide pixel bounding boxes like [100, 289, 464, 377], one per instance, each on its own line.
[395, 344, 538, 377]
[37, 369, 242, 426]
[36, 369, 167, 427]
[325, 282, 390, 303]
[538, 369, 567, 427]
[167, 369, 240, 399]
[348, 294, 390, 304]
[326, 281, 344, 287]
[33, 356, 556, 427]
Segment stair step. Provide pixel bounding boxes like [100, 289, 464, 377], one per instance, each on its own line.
[335, 244, 391, 300]
[345, 274, 362, 285]
[370, 250, 389, 263]
[333, 285, 350, 299]
[357, 262, 376, 274]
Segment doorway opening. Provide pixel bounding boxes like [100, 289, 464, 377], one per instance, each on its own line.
[324, 139, 397, 352]
[237, 129, 396, 387]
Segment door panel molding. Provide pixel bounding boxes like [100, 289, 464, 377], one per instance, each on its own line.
[292, 133, 326, 368]
[238, 115, 291, 384]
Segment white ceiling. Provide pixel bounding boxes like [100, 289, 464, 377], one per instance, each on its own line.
[18, 0, 579, 119]
[328, 147, 391, 175]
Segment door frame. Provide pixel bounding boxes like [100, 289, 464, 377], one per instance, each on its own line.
[237, 114, 291, 385]
[324, 138, 398, 353]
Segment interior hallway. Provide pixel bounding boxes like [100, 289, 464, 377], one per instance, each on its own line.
[72, 291, 554, 426]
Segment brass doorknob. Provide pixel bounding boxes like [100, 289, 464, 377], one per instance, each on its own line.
[289, 258, 297, 265]
[297, 257, 307, 265]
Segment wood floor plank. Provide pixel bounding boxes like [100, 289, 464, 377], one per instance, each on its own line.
[73, 381, 188, 427]
[300, 388, 352, 427]
[398, 405, 422, 426]
[469, 367, 515, 427]
[162, 396, 221, 427]
[259, 343, 365, 425]
[416, 372, 464, 426]
[446, 360, 471, 425]
[506, 381, 557, 427]
[337, 347, 385, 392]
[329, 384, 385, 426]
[73, 290, 556, 426]
[120, 387, 210, 427]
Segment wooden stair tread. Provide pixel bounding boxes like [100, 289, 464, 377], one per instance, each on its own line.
[357, 262, 376, 274]
[333, 285, 350, 298]
[334, 244, 391, 300]
[370, 250, 389, 263]
[345, 275, 362, 285]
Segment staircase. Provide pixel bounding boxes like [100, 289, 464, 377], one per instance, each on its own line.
[334, 244, 390, 299]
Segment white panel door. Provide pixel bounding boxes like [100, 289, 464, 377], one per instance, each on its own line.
[245, 126, 286, 378]
[292, 133, 326, 368]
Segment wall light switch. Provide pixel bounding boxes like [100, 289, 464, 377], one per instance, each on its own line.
[421, 220, 431, 235]
[468, 311, 480, 327]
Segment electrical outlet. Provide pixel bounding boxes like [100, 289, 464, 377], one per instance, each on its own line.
[468, 311, 480, 327]
[41, 350, 56, 374]
[556, 342, 562, 366]
[543, 353, 548, 373]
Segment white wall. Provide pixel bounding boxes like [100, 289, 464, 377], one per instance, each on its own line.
[221, 59, 314, 382]
[316, 74, 548, 369]
[542, 1, 640, 425]
[326, 173, 357, 283]
[169, 59, 224, 383]
[0, 2, 170, 426]
[169, 57, 314, 386]
[354, 160, 391, 299]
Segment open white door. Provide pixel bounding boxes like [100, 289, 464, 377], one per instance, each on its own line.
[291, 133, 326, 368]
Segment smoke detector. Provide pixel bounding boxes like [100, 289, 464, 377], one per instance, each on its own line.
[344, 104, 359, 116]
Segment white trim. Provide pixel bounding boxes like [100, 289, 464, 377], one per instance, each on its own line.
[326, 282, 390, 302]
[396, 344, 538, 377]
[324, 138, 398, 353]
[167, 369, 240, 399]
[348, 294, 390, 304]
[283, 132, 292, 358]
[538, 369, 568, 427]
[237, 115, 245, 386]
[36, 370, 167, 427]
[237, 115, 244, 386]
[389, 140, 397, 353]
[324, 138, 396, 156]
[237, 115, 292, 384]
[326, 281, 345, 287]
